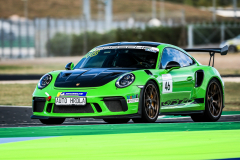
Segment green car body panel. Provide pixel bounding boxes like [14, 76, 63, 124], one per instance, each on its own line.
[32, 42, 225, 119]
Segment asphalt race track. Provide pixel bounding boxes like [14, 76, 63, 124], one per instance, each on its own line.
[1, 106, 240, 127]
[1, 106, 240, 160]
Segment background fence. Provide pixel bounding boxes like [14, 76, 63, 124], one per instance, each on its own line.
[1, 18, 240, 59]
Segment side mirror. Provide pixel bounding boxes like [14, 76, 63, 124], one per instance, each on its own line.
[65, 62, 74, 70]
[165, 61, 180, 73]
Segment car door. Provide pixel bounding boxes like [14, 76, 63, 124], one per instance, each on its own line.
[160, 47, 195, 106]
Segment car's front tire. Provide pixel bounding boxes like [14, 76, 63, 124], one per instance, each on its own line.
[132, 81, 160, 123]
[103, 118, 130, 124]
[191, 79, 223, 122]
[39, 118, 65, 125]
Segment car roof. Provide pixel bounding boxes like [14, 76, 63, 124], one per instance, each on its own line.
[96, 41, 162, 48]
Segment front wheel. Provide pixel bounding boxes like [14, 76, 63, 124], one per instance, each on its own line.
[39, 118, 65, 125]
[103, 118, 130, 124]
[132, 81, 160, 123]
[191, 79, 223, 122]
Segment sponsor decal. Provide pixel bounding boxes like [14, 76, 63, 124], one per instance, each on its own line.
[161, 98, 189, 106]
[57, 92, 87, 97]
[145, 47, 159, 53]
[94, 46, 159, 52]
[127, 94, 139, 103]
[84, 48, 100, 58]
[84, 46, 159, 58]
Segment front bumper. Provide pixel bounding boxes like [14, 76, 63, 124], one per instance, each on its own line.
[32, 85, 142, 118]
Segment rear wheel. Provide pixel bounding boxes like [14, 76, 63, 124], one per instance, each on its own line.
[103, 118, 130, 124]
[191, 79, 223, 122]
[132, 81, 160, 123]
[39, 118, 65, 125]
[229, 45, 237, 53]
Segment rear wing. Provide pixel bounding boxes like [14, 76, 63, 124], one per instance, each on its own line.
[184, 45, 228, 67]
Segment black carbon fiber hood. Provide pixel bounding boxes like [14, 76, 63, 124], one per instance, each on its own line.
[54, 68, 137, 88]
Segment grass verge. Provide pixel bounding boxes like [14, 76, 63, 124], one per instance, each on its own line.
[0, 82, 239, 111]
[0, 84, 36, 106]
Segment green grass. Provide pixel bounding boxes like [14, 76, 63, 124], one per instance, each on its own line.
[0, 82, 239, 111]
[224, 82, 240, 111]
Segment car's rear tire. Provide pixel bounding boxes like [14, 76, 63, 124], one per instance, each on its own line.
[39, 118, 65, 125]
[191, 79, 223, 122]
[132, 81, 160, 123]
[229, 45, 237, 53]
[103, 118, 130, 124]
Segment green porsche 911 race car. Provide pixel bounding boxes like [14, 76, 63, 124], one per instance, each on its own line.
[31, 42, 228, 124]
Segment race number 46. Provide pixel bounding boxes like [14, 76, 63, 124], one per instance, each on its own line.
[162, 74, 172, 93]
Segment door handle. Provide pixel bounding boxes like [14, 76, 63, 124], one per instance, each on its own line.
[187, 76, 193, 81]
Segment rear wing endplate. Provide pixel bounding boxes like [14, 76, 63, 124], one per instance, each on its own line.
[184, 45, 228, 67]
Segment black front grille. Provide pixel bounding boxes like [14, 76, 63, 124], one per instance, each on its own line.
[104, 100, 123, 112]
[46, 103, 53, 113]
[53, 103, 94, 113]
[93, 103, 102, 112]
[33, 101, 45, 112]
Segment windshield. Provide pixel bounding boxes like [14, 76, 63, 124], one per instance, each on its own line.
[74, 46, 159, 69]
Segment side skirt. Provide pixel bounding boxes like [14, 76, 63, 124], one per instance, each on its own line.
[159, 110, 204, 116]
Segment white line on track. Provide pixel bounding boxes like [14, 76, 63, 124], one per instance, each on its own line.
[0, 80, 38, 84]
[0, 105, 32, 108]
[157, 114, 240, 120]
[0, 137, 55, 144]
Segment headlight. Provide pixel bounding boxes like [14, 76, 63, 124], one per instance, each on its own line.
[116, 73, 135, 88]
[38, 74, 52, 89]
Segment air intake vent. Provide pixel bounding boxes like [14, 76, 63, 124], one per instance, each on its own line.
[195, 70, 204, 87]
[53, 104, 94, 113]
[104, 101, 123, 112]
[33, 98, 46, 112]
[110, 72, 121, 76]
[63, 73, 72, 77]
[93, 103, 102, 112]
[144, 70, 153, 75]
[46, 103, 53, 113]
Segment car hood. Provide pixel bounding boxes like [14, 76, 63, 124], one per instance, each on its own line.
[54, 68, 137, 88]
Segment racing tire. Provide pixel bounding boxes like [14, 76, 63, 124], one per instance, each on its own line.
[103, 118, 130, 124]
[39, 118, 65, 125]
[191, 79, 223, 122]
[132, 81, 160, 123]
[229, 45, 237, 53]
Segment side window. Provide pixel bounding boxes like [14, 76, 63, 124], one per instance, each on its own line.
[178, 50, 195, 67]
[160, 48, 179, 69]
[160, 48, 195, 69]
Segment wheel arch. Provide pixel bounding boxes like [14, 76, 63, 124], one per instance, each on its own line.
[146, 78, 161, 94]
[137, 78, 161, 115]
[205, 76, 225, 108]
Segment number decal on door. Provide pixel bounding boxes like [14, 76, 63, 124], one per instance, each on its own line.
[162, 74, 172, 93]
[165, 81, 171, 91]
